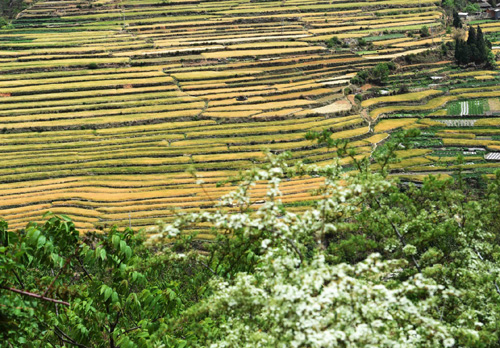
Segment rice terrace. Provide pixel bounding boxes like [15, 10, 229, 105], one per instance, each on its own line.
[0, 0, 499, 237]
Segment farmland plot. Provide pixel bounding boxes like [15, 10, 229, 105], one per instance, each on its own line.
[447, 100, 485, 116]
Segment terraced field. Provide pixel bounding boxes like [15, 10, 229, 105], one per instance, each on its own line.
[363, 62, 500, 182]
[1, 0, 497, 236]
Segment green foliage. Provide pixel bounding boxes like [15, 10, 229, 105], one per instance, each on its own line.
[420, 25, 430, 38]
[442, 0, 474, 11]
[465, 3, 480, 13]
[351, 62, 397, 85]
[0, 213, 187, 347]
[325, 36, 341, 48]
[162, 146, 500, 347]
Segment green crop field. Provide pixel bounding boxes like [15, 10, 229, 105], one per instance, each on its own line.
[0, 0, 498, 237]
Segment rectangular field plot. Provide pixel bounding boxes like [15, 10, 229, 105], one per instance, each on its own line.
[447, 100, 487, 116]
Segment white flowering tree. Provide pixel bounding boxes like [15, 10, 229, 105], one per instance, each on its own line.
[2, 148, 499, 347]
[157, 153, 481, 347]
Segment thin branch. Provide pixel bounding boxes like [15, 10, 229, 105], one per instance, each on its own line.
[109, 312, 121, 334]
[198, 260, 217, 276]
[284, 236, 304, 265]
[77, 257, 93, 281]
[54, 327, 90, 348]
[474, 249, 500, 295]
[43, 253, 74, 297]
[272, 227, 304, 266]
[109, 311, 122, 348]
[117, 326, 141, 338]
[60, 337, 85, 348]
[51, 270, 60, 317]
[12, 270, 24, 289]
[375, 198, 421, 272]
[0, 286, 70, 306]
[200, 183, 215, 205]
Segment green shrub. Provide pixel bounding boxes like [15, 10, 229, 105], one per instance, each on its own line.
[326, 36, 341, 48]
[420, 26, 430, 38]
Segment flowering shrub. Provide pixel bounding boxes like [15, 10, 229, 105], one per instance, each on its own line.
[201, 253, 459, 348]
[157, 153, 487, 347]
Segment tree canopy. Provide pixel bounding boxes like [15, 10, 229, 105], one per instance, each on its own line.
[455, 26, 494, 67]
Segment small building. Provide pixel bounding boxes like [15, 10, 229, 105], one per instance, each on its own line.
[492, 8, 500, 19]
[479, 1, 493, 10]
[458, 12, 469, 19]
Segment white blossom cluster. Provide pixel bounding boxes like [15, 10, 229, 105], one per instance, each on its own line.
[156, 153, 477, 347]
[206, 253, 457, 348]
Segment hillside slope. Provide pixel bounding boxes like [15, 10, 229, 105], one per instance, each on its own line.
[0, 0, 495, 234]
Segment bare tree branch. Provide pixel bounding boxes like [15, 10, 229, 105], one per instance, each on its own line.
[54, 326, 90, 348]
[0, 286, 70, 306]
[198, 260, 217, 276]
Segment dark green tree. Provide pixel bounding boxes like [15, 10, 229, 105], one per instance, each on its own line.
[453, 10, 462, 28]
[455, 38, 464, 65]
[420, 25, 430, 37]
[454, 25, 493, 67]
[467, 25, 476, 47]
[477, 26, 488, 63]
[351, 62, 396, 85]
[325, 36, 341, 48]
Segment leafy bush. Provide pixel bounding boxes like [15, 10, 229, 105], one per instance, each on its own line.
[325, 36, 341, 48]
[351, 62, 397, 85]
[420, 25, 430, 38]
